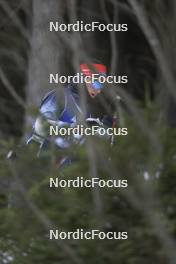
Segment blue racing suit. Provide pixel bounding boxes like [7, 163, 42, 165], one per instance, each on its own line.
[27, 82, 116, 160]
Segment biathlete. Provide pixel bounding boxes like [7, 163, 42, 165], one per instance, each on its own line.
[27, 63, 119, 166]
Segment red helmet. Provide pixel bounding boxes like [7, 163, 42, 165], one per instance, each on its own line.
[80, 63, 107, 76]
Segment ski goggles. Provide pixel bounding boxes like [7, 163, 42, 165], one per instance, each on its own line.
[91, 74, 107, 90]
[80, 64, 107, 90]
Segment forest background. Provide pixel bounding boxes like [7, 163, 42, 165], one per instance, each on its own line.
[0, 1, 176, 263]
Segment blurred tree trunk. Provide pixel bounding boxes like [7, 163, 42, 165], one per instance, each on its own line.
[26, 0, 66, 126]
